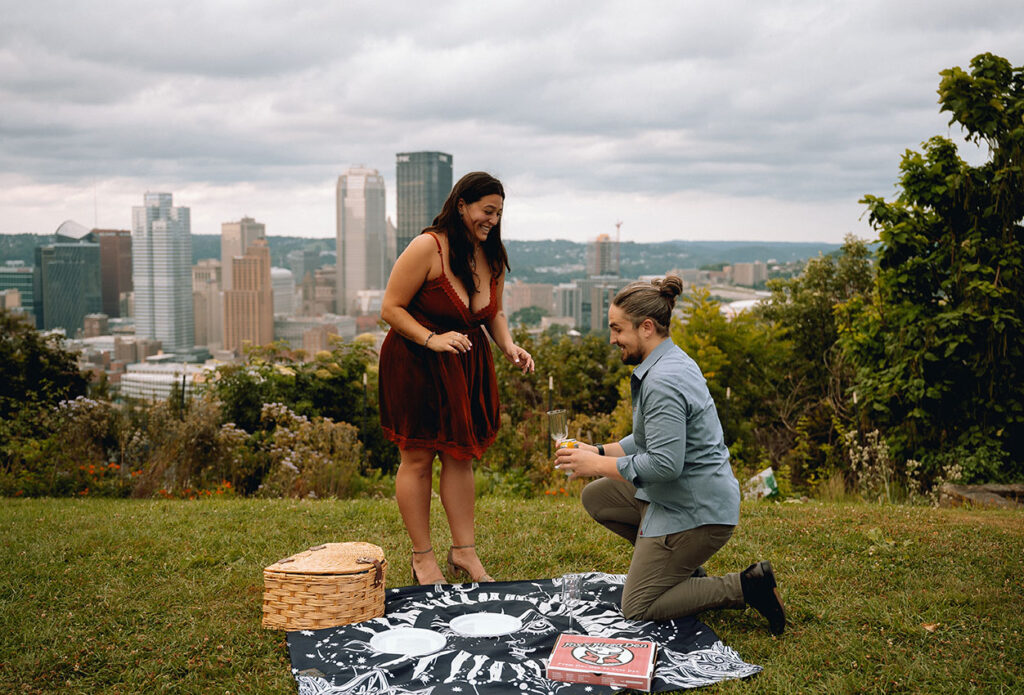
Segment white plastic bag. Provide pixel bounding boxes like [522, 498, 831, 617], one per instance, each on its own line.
[743, 467, 779, 500]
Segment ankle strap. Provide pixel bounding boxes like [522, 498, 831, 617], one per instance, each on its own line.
[412, 547, 433, 554]
[450, 544, 475, 549]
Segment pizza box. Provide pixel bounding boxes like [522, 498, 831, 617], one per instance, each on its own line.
[546, 633, 657, 691]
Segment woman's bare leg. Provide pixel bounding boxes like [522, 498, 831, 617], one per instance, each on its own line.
[396, 447, 445, 584]
[438, 452, 489, 580]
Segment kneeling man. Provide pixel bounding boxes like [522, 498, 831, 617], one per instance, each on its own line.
[554, 276, 785, 634]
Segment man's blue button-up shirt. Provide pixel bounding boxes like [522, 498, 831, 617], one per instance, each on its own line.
[616, 338, 741, 537]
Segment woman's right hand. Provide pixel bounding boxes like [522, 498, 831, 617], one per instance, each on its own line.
[427, 330, 473, 354]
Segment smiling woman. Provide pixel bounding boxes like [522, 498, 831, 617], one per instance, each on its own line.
[377, 171, 535, 587]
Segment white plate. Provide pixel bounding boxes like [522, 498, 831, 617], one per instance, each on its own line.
[369, 628, 446, 656]
[449, 612, 523, 637]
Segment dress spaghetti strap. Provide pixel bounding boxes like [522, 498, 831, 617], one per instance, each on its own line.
[424, 231, 445, 274]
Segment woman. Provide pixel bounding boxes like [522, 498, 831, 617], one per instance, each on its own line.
[379, 171, 535, 585]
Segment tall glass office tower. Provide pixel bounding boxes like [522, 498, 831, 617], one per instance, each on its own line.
[336, 166, 386, 315]
[132, 192, 194, 353]
[33, 242, 102, 334]
[396, 151, 452, 254]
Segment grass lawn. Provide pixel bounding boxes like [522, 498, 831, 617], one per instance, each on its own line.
[1, 496, 1021, 694]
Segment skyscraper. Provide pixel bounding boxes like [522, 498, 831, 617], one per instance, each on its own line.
[587, 233, 620, 277]
[0, 261, 36, 321]
[396, 151, 452, 254]
[192, 259, 223, 348]
[223, 239, 273, 354]
[33, 241, 102, 334]
[88, 229, 132, 318]
[271, 267, 296, 316]
[221, 216, 266, 291]
[336, 166, 386, 315]
[132, 192, 194, 353]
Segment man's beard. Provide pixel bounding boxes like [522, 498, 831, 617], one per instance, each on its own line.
[620, 349, 641, 366]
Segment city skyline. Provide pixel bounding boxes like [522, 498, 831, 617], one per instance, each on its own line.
[1, 3, 1022, 243]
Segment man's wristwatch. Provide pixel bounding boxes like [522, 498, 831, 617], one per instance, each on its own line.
[597, 444, 605, 456]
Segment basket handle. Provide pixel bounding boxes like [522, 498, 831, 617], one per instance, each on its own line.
[357, 557, 384, 587]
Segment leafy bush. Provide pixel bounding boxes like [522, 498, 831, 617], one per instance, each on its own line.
[256, 403, 363, 499]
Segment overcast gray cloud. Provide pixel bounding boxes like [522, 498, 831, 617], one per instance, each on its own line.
[1, 0, 1022, 243]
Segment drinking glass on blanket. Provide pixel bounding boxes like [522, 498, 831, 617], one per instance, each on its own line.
[561, 573, 583, 633]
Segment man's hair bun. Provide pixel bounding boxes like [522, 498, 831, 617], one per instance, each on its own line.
[654, 275, 683, 301]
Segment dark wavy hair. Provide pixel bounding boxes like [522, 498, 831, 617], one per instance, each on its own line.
[612, 275, 684, 336]
[426, 171, 509, 296]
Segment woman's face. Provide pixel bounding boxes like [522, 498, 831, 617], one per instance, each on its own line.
[459, 194, 503, 244]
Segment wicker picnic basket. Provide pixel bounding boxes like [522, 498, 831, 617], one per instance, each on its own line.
[262, 542, 387, 630]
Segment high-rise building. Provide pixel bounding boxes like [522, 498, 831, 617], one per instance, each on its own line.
[192, 259, 223, 348]
[221, 216, 265, 292]
[578, 276, 632, 332]
[132, 192, 194, 353]
[286, 248, 321, 285]
[271, 267, 296, 316]
[223, 239, 273, 354]
[88, 229, 132, 317]
[336, 166, 386, 315]
[0, 261, 36, 320]
[504, 280, 556, 315]
[33, 240, 102, 334]
[385, 216, 397, 281]
[396, 151, 452, 254]
[587, 233, 620, 277]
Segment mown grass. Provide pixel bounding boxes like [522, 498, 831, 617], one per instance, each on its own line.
[1, 496, 1021, 694]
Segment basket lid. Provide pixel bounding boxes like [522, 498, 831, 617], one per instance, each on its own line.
[266, 542, 385, 575]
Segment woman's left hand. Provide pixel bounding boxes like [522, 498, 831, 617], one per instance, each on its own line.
[506, 344, 534, 373]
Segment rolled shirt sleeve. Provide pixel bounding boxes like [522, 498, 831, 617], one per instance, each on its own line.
[618, 433, 637, 456]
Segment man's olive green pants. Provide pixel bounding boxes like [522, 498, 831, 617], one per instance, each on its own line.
[581, 477, 745, 621]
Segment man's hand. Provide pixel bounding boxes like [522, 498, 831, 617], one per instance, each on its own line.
[554, 444, 625, 481]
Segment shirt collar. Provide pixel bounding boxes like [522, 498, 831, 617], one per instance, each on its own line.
[631, 337, 674, 383]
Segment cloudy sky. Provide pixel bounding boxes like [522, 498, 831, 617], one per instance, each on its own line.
[1, 0, 1021, 244]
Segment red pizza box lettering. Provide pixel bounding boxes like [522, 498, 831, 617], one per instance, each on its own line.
[546, 633, 657, 691]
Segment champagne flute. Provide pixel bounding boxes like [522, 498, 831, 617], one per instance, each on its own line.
[548, 409, 574, 476]
[561, 573, 583, 633]
[547, 409, 568, 445]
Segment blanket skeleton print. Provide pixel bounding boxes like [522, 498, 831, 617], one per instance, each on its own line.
[288, 572, 761, 694]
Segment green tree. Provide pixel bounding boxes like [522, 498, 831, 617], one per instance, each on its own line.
[509, 305, 549, 327]
[0, 309, 88, 483]
[844, 53, 1024, 480]
[0, 309, 87, 423]
[757, 236, 875, 484]
[671, 288, 794, 477]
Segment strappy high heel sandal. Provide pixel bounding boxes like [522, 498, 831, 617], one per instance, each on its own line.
[411, 546, 444, 585]
[446, 544, 495, 583]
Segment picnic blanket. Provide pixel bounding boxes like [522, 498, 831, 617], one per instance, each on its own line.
[287, 572, 761, 694]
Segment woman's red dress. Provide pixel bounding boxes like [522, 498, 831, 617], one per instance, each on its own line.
[378, 233, 501, 461]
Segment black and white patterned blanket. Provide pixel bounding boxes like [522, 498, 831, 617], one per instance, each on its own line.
[287, 572, 761, 694]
